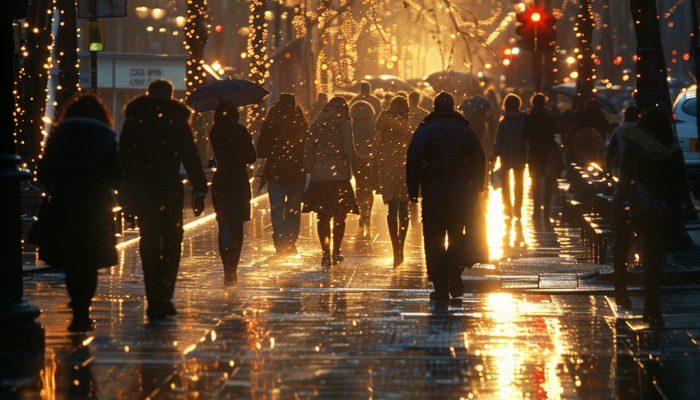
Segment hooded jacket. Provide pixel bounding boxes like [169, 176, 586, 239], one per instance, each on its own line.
[406, 110, 485, 202]
[119, 95, 208, 208]
[257, 94, 309, 186]
[37, 117, 121, 268]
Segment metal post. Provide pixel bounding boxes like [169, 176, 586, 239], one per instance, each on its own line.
[89, 0, 97, 91]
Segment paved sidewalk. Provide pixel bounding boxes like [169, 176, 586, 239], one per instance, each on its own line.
[9, 190, 700, 399]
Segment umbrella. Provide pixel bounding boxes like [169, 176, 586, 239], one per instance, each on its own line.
[550, 82, 618, 114]
[186, 79, 269, 112]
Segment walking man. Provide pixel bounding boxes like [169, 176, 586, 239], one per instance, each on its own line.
[257, 93, 308, 256]
[407, 92, 486, 301]
[119, 79, 208, 319]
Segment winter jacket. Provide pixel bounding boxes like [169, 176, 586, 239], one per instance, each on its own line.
[304, 110, 355, 182]
[522, 106, 560, 177]
[37, 117, 121, 269]
[119, 95, 208, 210]
[210, 121, 257, 222]
[257, 95, 309, 186]
[492, 110, 528, 167]
[375, 110, 412, 202]
[406, 111, 485, 202]
[350, 93, 383, 118]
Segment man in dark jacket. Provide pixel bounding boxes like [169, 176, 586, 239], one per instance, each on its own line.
[119, 79, 208, 320]
[522, 93, 560, 221]
[407, 92, 486, 301]
[257, 93, 308, 255]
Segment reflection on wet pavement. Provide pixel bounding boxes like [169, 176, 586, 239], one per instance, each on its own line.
[16, 173, 700, 399]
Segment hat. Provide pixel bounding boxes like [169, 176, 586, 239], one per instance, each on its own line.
[434, 92, 454, 111]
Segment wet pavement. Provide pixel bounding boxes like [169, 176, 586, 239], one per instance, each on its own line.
[10, 183, 700, 399]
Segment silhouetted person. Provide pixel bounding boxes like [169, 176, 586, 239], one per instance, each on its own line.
[309, 92, 328, 122]
[303, 97, 358, 266]
[350, 100, 377, 234]
[616, 108, 682, 327]
[209, 101, 256, 286]
[37, 93, 121, 332]
[408, 91, 429, 133]
[350, 80, 382, 115]
[119, 79, 208, 320]
[522, 93, 560, 221]
[257, 93, 308, 256]
[460, 95, 498, 169]
[492, 93, 528, 221]
[407, 92, 486, 301]
[375, 96, 412, 267]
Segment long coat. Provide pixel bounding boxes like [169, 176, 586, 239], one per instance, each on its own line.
[522, 107, 560, 177]
[37, 117, 121, 269]
[492, 110, 528, 168]
[119, 95, 208, 211]
[350, 100, 377, 188]
[303, 110, 355, 182]
[210, 121, 257, 222]
[374, 110, 412, 203]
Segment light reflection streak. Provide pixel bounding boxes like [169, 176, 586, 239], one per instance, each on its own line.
[483, 293, 565, 398]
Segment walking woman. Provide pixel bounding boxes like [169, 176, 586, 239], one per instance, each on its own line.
[209, 101, 257, 285]
[350, 100, 377, 234]
[375, 96, 412, 267]
[491, 93, 528, 221]
[303, 97, 358, 266]
[36, 93, 121, 332]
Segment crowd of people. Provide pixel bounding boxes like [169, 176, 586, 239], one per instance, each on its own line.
[32, 77, 689, 331]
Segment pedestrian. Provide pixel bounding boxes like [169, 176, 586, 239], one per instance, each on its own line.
[36, 92, 121, 332]
[406, 92, 486, 301]
[350, 100, 377, 234]
[522, 93, 561, 221]
[375, 96, 412, 267]
[616, 107, 682, 327]
[408, 91, 429, 133]
[309, 92, 328, 123]
[350, 80, 382, 116]
[257, 93, 308, 256]
[209, 101, 257, 286]
[119, 79, 208, 320]
[303, 97, 358, 266]
[460, 95, 498, 168]
[491, 93, 528, 221]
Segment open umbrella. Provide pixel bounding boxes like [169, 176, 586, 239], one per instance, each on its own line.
[550, 82, 618, 114]
[186, 79, 269, 112]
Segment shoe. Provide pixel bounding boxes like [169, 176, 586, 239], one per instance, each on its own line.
[429, 290, 450, 301]
[147, 306, 168, 320]
[332, 252, 344, 265]
[224, 271, 238, 286]
[68, 318, 96, 333]
[321, 255, 331, 267]
[449, 277, 465, 298]
[393, 252, 404, 267]
[615, 295, 632, 310]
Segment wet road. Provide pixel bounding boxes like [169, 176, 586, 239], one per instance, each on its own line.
[15, 183, 700, 399]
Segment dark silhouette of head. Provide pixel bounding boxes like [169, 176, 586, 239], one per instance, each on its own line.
[584, 97, 602, 112]
[434, 92, 454, 112]
[531, 93, 546, 109]
[503, 93, 522, 112]
[278, 93, 296, 107]
[638, 107, 673, 147]
[623, 105, 643, 123]
[58, 92, 113, 128]
[324, 96, 350, 119]
[148, 79, 174, 99]
[408, 91, 421, 107]
[214, 101, 239, 125]
[317, 93, 328, 103]
[360, 81, 371, 95]
[389, 96, 409, 118]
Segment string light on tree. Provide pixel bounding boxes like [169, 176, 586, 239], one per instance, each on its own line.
[183, 0, 210, 98]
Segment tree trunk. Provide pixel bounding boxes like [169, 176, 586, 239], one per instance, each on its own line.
[575, 0, 595, 101]
[54, 0, 79, 117]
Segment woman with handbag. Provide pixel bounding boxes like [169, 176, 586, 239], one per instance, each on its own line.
[36, 93, 121, 332]
[617, 107, 682, 327]
[303, 97, 358, 266]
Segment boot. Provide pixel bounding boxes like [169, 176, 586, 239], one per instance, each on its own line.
[393, 214, 409, 267]
[224, 262, 238, 286]
[321, 249, 331, 267]
[68, 305, 95, 332]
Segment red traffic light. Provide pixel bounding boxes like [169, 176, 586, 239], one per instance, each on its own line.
[514, 5, 557, 52]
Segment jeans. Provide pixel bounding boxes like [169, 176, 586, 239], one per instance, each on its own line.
[268, 182, 304, 251]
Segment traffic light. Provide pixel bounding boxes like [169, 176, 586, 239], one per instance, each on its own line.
[515, 6, 556, 53]
[213, 24, 224, 62]
[86, 21, 105, 52]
